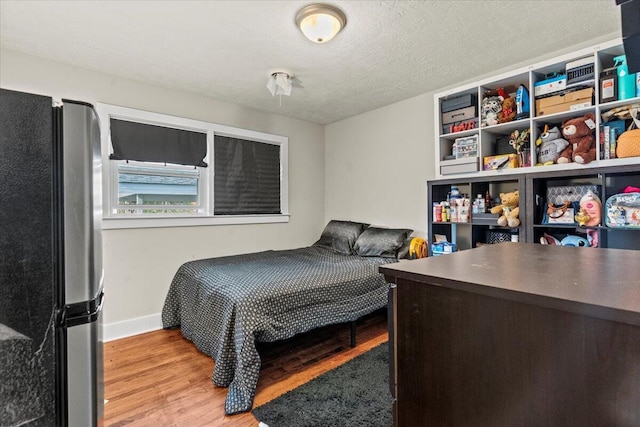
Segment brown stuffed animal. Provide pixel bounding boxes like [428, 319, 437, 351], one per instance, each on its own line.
[490, 190, 520, 227]
[498, 97, 517, 124]
[560, 113, 597, 164]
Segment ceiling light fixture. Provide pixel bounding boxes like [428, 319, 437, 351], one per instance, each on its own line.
[267, 69, 294, 106]
[295, 3, 347, 44]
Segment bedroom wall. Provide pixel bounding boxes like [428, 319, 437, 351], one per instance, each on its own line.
[0, 49, 326, 340]
[324, 93, 434, 236]
[323, 33, 621, 239]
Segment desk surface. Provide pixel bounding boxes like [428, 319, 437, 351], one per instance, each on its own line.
[380, 243, 640, 326]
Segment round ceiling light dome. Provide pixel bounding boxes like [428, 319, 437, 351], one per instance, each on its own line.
[295, 3, 347, 44]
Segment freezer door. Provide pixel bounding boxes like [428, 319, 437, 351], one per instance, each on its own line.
[62, 100, 102, 305]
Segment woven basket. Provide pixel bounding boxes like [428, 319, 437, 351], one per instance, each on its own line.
[616, 128, 640, 158]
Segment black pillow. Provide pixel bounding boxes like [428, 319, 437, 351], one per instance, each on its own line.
[354, 227, 413, 258]
[396, 236, 414, 259]
[313, 220, 369, 255]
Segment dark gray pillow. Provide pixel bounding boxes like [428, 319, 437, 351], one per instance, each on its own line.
[396, 236, 415, 260]
[313, 220, 369, 255]
[354, 227, 413, 258]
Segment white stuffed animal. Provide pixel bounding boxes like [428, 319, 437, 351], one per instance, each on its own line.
[481, 96, 502, 127]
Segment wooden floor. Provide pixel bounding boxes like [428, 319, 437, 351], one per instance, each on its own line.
[103, 310, 389, 426]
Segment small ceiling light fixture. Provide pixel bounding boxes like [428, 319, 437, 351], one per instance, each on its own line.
[295, 3, 347, 44]
[267, 69, 294, 106]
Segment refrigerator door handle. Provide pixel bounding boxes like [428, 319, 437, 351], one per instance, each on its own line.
[64, 288, 104, 328]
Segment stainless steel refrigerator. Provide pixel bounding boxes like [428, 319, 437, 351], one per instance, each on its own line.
[0, 88, 104, 426]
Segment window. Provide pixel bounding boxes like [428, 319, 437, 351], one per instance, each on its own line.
[96, 104, 289, 229]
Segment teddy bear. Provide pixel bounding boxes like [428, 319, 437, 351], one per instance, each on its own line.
[490, 190, 520, 227]
[560, 112, 597, 164]
[498, 97, 517, 124]
[536, 124, 570, 165]
[481, 95, 502, 127]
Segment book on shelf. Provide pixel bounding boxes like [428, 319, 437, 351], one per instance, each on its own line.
[603, 124, 610, 159]
[607, 120, 627, 160]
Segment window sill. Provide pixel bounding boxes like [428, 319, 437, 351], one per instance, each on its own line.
[101, 214, 290, 230]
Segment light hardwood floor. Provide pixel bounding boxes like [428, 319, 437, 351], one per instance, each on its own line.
[103, 310, 388, 426]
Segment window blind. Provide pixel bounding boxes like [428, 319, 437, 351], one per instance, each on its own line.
[214, 135, 281, 215]
[110, 119, 207, 167]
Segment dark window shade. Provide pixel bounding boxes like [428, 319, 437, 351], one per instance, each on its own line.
[110, 119, 208, 167]
[214, 135, 281, 215]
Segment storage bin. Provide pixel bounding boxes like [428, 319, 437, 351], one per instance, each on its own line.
[485, 230, 511, 244]
[441, 94, 476, 113]
[440, 157, 479, 175]
[442, 106, 476, 125]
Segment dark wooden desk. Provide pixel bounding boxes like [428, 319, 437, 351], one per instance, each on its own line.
[381, 243, 640, 427]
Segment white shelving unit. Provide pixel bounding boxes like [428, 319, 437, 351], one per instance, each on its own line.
[434, 38, 640, 180]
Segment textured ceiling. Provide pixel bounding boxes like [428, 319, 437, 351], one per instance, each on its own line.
[0, 1, 622, 124]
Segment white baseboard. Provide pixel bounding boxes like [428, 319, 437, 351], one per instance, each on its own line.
[103, 313, 163, 342]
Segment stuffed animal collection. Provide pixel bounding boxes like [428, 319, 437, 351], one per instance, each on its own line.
[490, 190, 520, 227]
[559, 112, 598, 164]
[536, 124, 570, 165]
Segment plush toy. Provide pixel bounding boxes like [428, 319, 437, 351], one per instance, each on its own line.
[536, 124, 570, 165]
[490, 190, 520, 227]
[481, 95, 502, 127]
[576, 190, 602, 227]
[561, 112, 597, 164]
[498, 96, 517, 124]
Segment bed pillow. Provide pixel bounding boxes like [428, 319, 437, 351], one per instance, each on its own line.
[313, 220, 370, 255]
[396, 236, 414, 259]
[354, 227, 413, 258]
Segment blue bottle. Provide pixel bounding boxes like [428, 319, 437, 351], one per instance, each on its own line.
[613, 55, 635, 100]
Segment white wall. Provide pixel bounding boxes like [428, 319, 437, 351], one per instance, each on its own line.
[0, 49, 325, 339]
[325, 93, 434, 235]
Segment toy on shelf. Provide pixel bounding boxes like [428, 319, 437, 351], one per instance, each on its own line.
[605, 192, 640, 228]
[498, 88, 516, 124]
[539, 233, 591, 247]
[490, 190, 520, 228]
[481, 95, 502, 127]
[535, 124, 569, 165]
[515, 85, 530, 120]
[560, 112, 597, 164]
[575, 190, 602, 227]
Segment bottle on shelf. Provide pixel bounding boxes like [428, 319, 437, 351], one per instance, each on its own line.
[614, 55, 635, 100]
[476, 194, 485, 214]
[484, 190, 492, 213]
[450, 186, 462, 222]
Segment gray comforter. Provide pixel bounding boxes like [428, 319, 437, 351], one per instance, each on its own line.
[161, 245, 395, 414]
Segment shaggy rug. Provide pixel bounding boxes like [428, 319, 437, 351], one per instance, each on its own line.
[252, 342, 392, 427]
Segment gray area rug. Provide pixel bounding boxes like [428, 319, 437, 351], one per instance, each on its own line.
[252, 342, 392, 427]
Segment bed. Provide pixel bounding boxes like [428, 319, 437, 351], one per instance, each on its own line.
[161, 221, 412, 415]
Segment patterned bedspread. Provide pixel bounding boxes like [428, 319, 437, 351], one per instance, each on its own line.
[161, 245, 395, 414]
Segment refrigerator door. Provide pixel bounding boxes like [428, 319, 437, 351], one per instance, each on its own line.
[0, 89, 57, 426]
[61, 100, 104, 427]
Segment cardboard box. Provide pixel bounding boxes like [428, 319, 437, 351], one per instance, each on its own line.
[431, 242, 457, 256]
[535, 88, 593, 116]
[483, 153, 518, 170]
